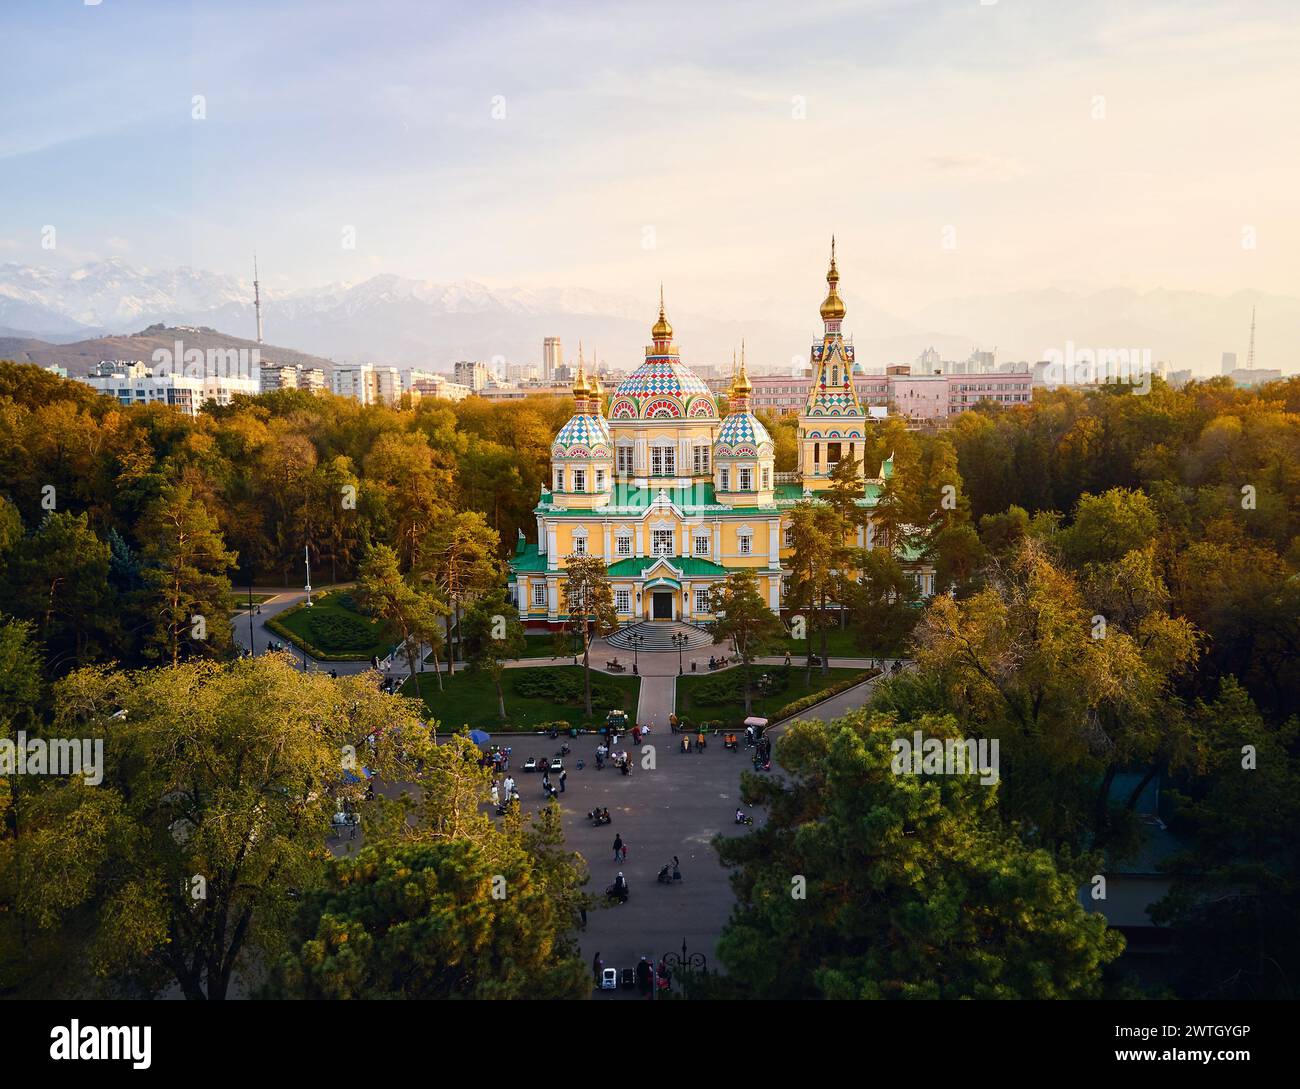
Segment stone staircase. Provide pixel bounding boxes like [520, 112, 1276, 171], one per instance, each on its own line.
[606, 621, 715, 652]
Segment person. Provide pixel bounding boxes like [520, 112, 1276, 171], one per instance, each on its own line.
[784, 650, 792, 666]
[636, 956, 653, 998]
[736, 807, 746, 823]
[503, 775, 515, 798]
[593, 952, 603, 983]
[602, 807, 611, 824]
[490, 783, 500, 808]
[620, 841, 628, 862]
[559, 768, 567, 793]
[579, 905, 587, 929]
[632, 725, 641, 745]
[613, 833, 623, 861]
[329, 668, 338, 679]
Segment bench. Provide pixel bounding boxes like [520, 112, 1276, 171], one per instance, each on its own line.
[605, 661, 626, 672]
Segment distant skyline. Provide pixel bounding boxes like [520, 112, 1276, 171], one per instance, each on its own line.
[2, 0, 1298, 329]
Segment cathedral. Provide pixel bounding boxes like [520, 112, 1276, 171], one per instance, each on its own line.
[508, 243, 936, 629]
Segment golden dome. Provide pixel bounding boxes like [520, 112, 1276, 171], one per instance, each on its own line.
[820, 235, 845, 321]
[651, 285, 673, 341]
[572, 349, 590, 399]
[731, 341, 752, 396]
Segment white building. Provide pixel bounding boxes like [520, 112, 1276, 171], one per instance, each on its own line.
[453, 360, 492, 391]
[331, 364, 376, 404]
[542, 337, 563, 381]
[79, 369, 258, 416]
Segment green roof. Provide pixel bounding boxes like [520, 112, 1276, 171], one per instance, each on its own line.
[606, 555, 731, 578]
[509, 543, 548, 573]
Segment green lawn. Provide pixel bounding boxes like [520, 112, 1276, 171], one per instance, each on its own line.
[271, 592, 393, 659]
[231, 592, 278, 612]
[784, 627, 869, 659]
[677, 665, 865, 724]
[402, 665, 641, 732]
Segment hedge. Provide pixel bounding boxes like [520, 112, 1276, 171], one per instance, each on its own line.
[769, 667, 880, 723]
[265, 593, 395, 662]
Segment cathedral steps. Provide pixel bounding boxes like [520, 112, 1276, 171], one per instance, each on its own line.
[606, 621, 715, 652]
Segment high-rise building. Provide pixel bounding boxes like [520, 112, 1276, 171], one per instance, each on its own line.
[453, 360, 491, 391]
[543, 337, 563, 381]
[1221, 352, 1237, 375]
[331, 364, 376, 404]
[79, 367, 258, 416]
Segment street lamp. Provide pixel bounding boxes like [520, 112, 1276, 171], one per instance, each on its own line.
[630, 631, 643, 675]
[304, 545, 313, 607]
[247, 572, 256, 656]
[671, 631, 687, 675]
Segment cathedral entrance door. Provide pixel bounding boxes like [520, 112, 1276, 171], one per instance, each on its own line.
[652, 591, 673, 621]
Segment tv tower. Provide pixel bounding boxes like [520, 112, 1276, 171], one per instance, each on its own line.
[1246, 305, 1256, 370]
[253, 254, 264, 345]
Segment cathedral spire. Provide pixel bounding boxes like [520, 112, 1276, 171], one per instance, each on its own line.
[650, 285, 673, 350]
[819, 235, 846, 330]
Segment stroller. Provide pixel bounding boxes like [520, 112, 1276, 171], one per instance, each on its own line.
[656, 858, 682, 885]
[605, 874, 629, 904]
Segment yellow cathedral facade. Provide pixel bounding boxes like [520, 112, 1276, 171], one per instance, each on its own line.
[508, 243, 936, 629]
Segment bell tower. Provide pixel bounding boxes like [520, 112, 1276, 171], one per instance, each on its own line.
[798, 238, 865, 491]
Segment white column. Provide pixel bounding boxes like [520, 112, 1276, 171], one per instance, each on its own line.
[769, 577, 780, 612]
[714, 522, 722, 559]
[603, 523, 612, 558]
[682, 581, 691, 618]
[635, 525, 644, 556]
[548, 580, 559, 616]
[537, 516, 546, 554]
[768, 520, 780, 561]
[547, 526, 558, 569]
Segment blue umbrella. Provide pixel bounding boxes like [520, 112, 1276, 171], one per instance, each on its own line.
[469, 730, 491, 746]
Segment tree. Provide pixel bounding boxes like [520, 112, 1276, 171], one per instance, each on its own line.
[561, 555, 617, 717]
[709, 569, 784, 715]
[136, 483, 238, 667]
[423, 510, 503, 675]
[708, 708, 1123, 998]
[265, 839, 589, 999]
[785, 501, 840, 679]
[3, 654, 433, 999]
[356, 544, 448, 690]
[5, 511, 115, 672]
[849, 548, 921, 656]
[461, 591, 526, 721]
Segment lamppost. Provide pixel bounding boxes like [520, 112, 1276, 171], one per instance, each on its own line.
[662, 938, 707, 998]
[671, 630, 687, 675]
[304, 544, 313, 607]
[247, 571, 256, 656]
[630, 631, 643, 675]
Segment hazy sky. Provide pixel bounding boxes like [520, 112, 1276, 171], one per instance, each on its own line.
[2, 0, 1297, 321]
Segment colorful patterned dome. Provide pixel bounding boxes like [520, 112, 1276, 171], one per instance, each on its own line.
[609, 358, 717, 420]
[715, 410, 772, 456]
[552, 413, 611, 457]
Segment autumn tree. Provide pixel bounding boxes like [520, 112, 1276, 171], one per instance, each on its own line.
[461, 591, 527, 721]
[710, 569, 785, 715]
[561, 555, 617, 717]
[356, 543, 448, 689]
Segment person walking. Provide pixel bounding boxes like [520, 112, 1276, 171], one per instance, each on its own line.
[613, 833, 623, 862]
[593, 951, 603, 984]
[559, 768, 567, 793]
[620, 840, 629, 863]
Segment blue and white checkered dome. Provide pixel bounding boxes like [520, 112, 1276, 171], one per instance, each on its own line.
[715, 410, 772, 455]
[553, 413, 612, 455]
[611, 358, 717, 419]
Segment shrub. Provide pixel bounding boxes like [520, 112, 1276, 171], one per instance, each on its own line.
[305, 609, 377, 651]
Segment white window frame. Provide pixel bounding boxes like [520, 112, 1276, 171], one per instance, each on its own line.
[652, 528, 674, 557]
[615, 588, 631, 613]
[693, 533, 710, 557]
[571, 531, 588, 555]
[762, 467, 770, 490]
[595, 468, 606, 491]
[694, 588, 711, 613]
[616, 532, 632, 557]
[554, 467, 564, 492]
[573, 468, 586, 493]
[532, 582, 547, 608]
[617, 445, 633, 475]
[720, 468, 730, 491]
[738, 534, 752, 555]
[739, 467, 752, 491]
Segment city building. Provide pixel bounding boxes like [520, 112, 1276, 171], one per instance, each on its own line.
[1221, 352, 1238, 375]
[409, 374, 474, 402]
[706, 374, 812, 415]
[507, 248, 936, 630]
[79, 367, 258, 416]
[260, 364, 326, 393]
[543, 337, 563, 381]
[453, 359, 492, 391]
[330, 364, 376, 404]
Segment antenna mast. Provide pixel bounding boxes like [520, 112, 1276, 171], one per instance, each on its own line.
[253, 254, 264, 345]
[1246, 306, 1256, 370]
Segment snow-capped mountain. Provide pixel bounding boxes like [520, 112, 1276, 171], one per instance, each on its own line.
[1, 259, 1296, 375]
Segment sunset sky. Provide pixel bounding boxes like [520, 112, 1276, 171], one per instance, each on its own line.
[2, 0, 1297, 323]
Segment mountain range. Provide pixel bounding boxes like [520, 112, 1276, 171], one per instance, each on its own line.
[1, 259, 1294, 377]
